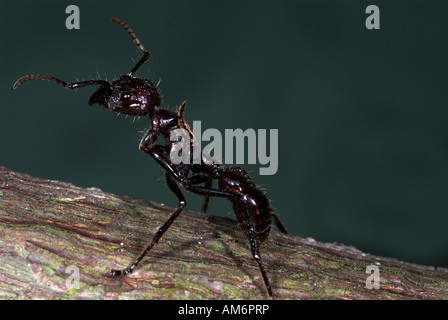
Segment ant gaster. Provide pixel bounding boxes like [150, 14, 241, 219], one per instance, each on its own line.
[12, 17, 288, 300]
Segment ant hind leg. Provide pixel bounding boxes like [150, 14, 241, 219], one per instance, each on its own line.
[243, 203, 274, 300]
[271, 213, 289, 234]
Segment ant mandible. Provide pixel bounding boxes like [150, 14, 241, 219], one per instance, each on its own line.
[12, 17, 288, 300]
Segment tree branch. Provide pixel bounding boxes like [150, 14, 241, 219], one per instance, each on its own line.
[0, 166, 447, 299]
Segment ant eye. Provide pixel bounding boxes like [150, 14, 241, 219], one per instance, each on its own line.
[122, 92, 131, 100]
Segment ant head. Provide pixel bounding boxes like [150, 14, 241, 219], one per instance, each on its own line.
[89, 75, 161, 116]
[13, 74, 161, 117]
[13, 17, 162, 117]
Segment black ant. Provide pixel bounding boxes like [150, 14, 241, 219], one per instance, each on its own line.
[12, 17, 288, 299]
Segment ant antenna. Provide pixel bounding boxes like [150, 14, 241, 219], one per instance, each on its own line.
[111, 16, 150, 76]
[13, 17, 150, 91]
[12, 74, 110, 91]
[13, 74, 68, 90]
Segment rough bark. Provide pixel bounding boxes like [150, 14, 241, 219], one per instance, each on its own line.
[0, 166, 447, 300]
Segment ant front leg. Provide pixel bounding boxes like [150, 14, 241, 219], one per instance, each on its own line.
[110, 172, 186, 277]
[139, 129, 187, 183]
[139, 129, 236, 199]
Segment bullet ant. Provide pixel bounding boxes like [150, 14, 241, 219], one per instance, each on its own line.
[12, 17, 288, 299]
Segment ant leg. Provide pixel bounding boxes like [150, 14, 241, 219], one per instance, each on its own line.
[183, 182, 237, 199]
[243, 203, 274, 300]
[186, 174, 212, 213]
[110, 172, 186, 276]
[139, 130, 185, 181]
[271, 213, 289, 234]
[201, 179, 212, 213]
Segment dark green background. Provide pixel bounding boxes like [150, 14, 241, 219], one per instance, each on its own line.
[1, 1, 447, 268]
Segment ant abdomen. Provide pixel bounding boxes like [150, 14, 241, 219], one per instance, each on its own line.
[219, 167, 272, 244]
